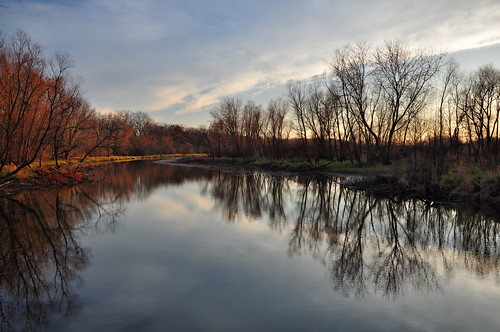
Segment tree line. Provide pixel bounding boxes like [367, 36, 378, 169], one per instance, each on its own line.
[2, 30, 499, 184]
[208, 40, 500, 179]
[0, 30, 208, 183]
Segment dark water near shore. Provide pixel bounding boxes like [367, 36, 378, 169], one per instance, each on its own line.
[1, 160, 500, 331]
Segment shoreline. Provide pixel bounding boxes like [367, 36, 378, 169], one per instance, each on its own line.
[157, 156, 500, 209]
[155, 156, 366, 177]
[0, 154, 187, 197]
[3, 156, 499, 210]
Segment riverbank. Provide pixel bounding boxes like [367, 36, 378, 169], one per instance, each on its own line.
[158, 156, 392, 175]
[161, 156, 500, 207]
[0, 154, 199, 196]
[5, 154, 498, 206]
[343, 164, 500, 206]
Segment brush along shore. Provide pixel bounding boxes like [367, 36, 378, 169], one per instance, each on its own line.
[165, 156, 500, 206]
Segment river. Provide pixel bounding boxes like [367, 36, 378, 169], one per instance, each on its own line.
[1, 160, 500, 331]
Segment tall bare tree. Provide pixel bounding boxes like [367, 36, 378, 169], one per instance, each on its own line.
[329, 42, 381, 164]
[373, 40, 445, 163]
[209, 98, 243, 156]
[264, 98, 289, 159]
[0, 30, 50, 181]
[241, 101, 264, 157]
[287, 80, 309, 161]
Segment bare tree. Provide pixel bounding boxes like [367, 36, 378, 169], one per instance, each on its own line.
[0, 30, 51, 182]
[287, 80, 309, 161]
[264, 98, 289, 159]
[373, 40, 445, 164]
[45, 52, 86, 167]
[124, 110, 154, 136]
[436, 60, 459, 149]
[241, 101, 264, 157]
[209, 98, 243, 156]
[75, 112, 128, 170]
[459, 64, 500, 163]
[329, 42, 380, 164]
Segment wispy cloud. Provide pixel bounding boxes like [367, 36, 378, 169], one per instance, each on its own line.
[1, 0, 499, 126]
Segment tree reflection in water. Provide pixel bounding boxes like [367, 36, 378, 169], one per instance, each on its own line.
[0, 177, 124, 331]
[202, 169, 500, 299]
[0, 161, 212, 331]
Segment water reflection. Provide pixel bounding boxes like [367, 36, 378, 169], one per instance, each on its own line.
[201, 169, 500, 299]
[0, 175, 124, 331]
[1, 161, 500, 330]
[0, 162, 221, 331]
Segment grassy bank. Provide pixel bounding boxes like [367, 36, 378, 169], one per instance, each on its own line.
[176, 156, 500, 205]
[260, 158, 500, 205]
[250, 157, 398, 174]
[8, 153, 496, 205]
[180, 156, 404, 175]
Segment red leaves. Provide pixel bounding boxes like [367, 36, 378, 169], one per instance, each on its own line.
[35, 166, 83, 185]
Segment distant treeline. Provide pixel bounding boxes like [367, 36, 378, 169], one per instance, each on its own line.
[207, 40, 500, 179]
[2, 30, 500, 184]
[0, 30, 208, 183]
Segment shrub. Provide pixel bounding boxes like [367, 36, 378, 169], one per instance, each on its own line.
[479, 168, 500, 201]
[439, 163, 481, 196]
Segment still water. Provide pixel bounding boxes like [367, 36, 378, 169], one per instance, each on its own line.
[1, 160, 500, 331]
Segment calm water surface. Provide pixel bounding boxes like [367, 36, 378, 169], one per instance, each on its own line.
[1, 161, 500, 331]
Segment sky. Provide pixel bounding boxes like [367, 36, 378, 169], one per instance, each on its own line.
[1, 0, 499, 127]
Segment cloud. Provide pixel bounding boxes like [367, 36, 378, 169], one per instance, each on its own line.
[1, 0, 499, 126]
